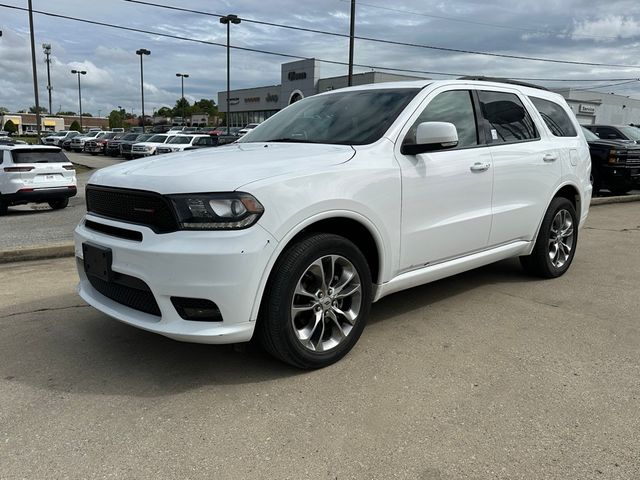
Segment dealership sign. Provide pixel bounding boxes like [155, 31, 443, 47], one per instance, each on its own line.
[579, 104, 596, 114]
[266, 93, 279, 103]
[287, 71, 307, 81]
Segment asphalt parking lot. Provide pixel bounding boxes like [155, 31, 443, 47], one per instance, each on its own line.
[1, 202, 638, 479]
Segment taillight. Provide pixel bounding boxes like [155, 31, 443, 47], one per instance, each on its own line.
[63, 165, 75, 171]
[4, 166, 35, 172]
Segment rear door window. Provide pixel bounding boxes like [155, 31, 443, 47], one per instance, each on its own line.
[478, 91, 538, 144]
[529, 97, 577, 137]
[11, 149, 70, 163]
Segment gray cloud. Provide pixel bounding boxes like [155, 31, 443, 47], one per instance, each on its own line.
[1, 0, 640, 117]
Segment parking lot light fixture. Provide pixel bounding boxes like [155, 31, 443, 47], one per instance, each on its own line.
[136, 48, 151, 132]
[176, 73, 189, 125]
[70, 69, 87, 131]
[220, 14, 241, 135]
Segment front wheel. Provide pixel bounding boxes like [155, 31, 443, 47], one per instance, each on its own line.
[48, 198, 69, 210]
[520, 197, 578, 278]
[258, 233, 372, 369]
[0, 199, 7, 216]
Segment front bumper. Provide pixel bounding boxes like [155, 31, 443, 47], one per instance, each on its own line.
[74, 214, 278, 344]
[601, 164, 640, 186]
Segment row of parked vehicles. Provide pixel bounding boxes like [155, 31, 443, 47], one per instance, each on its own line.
[40, 126, 240, 159]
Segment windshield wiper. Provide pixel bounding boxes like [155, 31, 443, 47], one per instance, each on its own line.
[264, 138, 318, 143]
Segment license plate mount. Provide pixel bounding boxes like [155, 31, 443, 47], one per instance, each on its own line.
[83, 242, 113, 282]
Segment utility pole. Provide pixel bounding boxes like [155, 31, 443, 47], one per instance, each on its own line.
[348, 0, 356, 86]
[176, 73, 189, 125]
[220, 14, 241, 134]
[136, 49, 151, 131]
[71, 69, 86, 131]
[43, 43, 52, 115]
[28, 0, 42, 139]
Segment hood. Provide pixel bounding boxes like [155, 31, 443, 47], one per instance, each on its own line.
[88, 142, 355, 193]
[587, 138, 640, 149]
[133, 141, 167, 147]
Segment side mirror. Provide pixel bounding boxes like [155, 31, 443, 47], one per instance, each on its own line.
[401, 122, 459, 155]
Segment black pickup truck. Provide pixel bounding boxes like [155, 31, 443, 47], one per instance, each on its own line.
[582, 127, 640, 195]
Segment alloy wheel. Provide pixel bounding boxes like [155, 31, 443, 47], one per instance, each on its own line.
[548, 209, 574, 268]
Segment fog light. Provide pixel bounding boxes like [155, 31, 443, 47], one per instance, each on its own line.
[170, 297, 223, 322]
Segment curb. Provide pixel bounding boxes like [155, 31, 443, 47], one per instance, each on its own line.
[1, 195, 638, 264]
[590, 194, 640, 206]
[0, 243, 75, 264]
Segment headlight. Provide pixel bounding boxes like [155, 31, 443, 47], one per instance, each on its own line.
[145, 146, 153, 151]
[168, 192, 264, 230]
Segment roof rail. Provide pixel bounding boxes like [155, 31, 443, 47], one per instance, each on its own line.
[457, 76, 549, 91]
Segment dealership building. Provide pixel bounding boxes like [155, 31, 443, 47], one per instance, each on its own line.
[0, 113, 108, 134]
[218, 58, 640, 128]
[217, 58, 426, 127]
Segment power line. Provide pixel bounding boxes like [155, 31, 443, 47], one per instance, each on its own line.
[122, 0, 640, 69]
[346, 0, 624, 41]
[1, 3, 639, 86]
[556, 80, 640, 92]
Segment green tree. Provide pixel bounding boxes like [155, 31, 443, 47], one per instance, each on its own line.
[83, 113, 93, 117]
[172, 98, 192, 118]
[191, 98, 218, 116]
[57, 111, 77, 116]
[3, 120, 17, 134]
[156, 106, 172, 117]
[69, 120, 81, 132]
[108, 110, 124, 129]
[29, 105, 48, 114]
[0, 106, 9, 114]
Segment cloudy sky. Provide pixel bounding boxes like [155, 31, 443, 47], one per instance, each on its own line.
[1, 0, 640, 116]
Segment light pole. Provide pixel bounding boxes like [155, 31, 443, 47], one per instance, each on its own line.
[220, 14, 241, 135]
[71, 69, 86, 131]
[136, 48, 151, 131]
[42, 43, 53, 115]
[28, 0, 42, 139]
[348, 0, 356, 86]
[176, 73, 189, 125]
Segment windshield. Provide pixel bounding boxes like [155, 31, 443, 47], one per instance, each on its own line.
[168, 136, 193, 144]
[148, 135, 169, 143]
[581, 127, 599, 141]
[121, 134, 139, 141]
[12, 149, 70, 163]
[618, 126, 640, 141]
[239, 88, 420, 145]
[135, 134, 153, 142]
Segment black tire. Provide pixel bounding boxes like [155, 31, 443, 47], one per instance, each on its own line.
[48, 198, 69, 210]
[0, 199, 7, 216]
[258, 233, 372, 369]
[520, 197, 578, 278]
[590, 165, 601, 197]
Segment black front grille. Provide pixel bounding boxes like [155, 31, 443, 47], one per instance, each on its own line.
[86, 185, 178, 233]
[87, 271, 161, 317]
[121, 144, 133, 152]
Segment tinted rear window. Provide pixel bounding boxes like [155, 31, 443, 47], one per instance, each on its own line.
[478, 91, 538, 143]
[12, 149, 70, 163]
[529, 97, 577, 137]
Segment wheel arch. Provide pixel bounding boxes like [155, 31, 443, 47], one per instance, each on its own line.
[250, 211, 386, 322]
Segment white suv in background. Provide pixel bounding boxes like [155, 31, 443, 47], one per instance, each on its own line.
[75, 79, 591, 368]
[156, 134, 215, 154]
[1, 144, 77, 215]
[41, 130, 80, 146]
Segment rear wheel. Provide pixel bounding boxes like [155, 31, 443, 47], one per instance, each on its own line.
[520, 197, 578, 278]
[258, 233, 372, 369]
[48, 198, 69, 210]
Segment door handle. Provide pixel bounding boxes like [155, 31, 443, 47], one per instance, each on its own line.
[470, 162, 490, 172]
[543, 153, 557, 162]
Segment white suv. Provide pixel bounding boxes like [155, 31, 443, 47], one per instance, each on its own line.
[1, 145, 77, 215]
[156, 134, 215, 154]
[74, 79, 591, 368]
[130, 134, 175, 157]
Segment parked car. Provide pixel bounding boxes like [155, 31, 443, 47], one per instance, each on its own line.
[151, 125, 172, 134]
[0, 137, 27, 145]
[583, 124, 640, 144]
[70, 131, 106, 152]
[120, 133, 154, 159]
[84, 132, 121, 155]
[582, 126, 640, 195]
[0, 145, 76, 215]
[61, 138, 74, 151]
[130, 133, 175, 157]
[105, 133, 140, 157]
[156, 134, 217, 154]
[238, 123, 260, 136]
[75, 79, 591, 368]
[41, 130, 80, 146]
